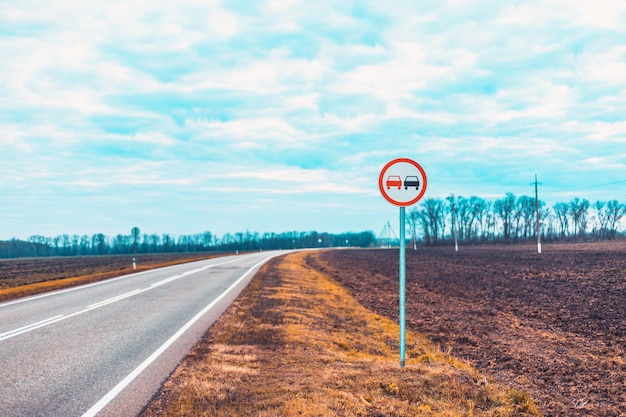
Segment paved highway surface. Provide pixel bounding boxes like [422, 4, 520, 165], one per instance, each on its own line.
[0, 250, 290, 417]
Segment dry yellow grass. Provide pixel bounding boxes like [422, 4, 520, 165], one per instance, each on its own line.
[141, 251, 542, 417]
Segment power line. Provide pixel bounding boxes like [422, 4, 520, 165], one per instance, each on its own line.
[551, 179, 626, 193]
[527, 178, 626, 201]
[579, 179, 626, 190]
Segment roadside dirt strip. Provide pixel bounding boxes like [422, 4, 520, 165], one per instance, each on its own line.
[142, 251, 540, 416]
[311, 243, 626, 417]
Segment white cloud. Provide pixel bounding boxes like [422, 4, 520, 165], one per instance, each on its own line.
[563, 0, 626, 28]
[175, 50, 328, 96]
[583, 121, 626, 142]
[329, 41, 449, 101]
[496, 0, 626, 29]
[283, 93, 319, 111]
[209, 166, 368, 196]
[317, 113, 381, 133]
[2, 0, 626, 238]
[186, 117, 311, 146]
[578, 46, 626, 85]
[101, 131, 179, 146]
[581, 154, 626, 170]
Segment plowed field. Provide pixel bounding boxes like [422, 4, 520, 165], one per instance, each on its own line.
[0, 253, 229, 288]
[309, 242, 626, 417]
[0, 252, 224, 301]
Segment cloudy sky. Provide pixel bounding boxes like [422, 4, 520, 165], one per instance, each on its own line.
[1, 0, 625, 240]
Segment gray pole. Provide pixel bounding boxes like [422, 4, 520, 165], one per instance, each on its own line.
[451, 198, 458, 252]
[399, 206, 406, 368]
[534, 174, 542, 254]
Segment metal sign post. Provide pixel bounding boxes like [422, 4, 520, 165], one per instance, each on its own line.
[379, 158, 427, 368]
[399, 206, 406, 367]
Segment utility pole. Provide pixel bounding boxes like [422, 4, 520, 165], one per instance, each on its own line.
[533, 174, 542, 254]
[450, 195, 459, 252]
[378, 221, 398, 248]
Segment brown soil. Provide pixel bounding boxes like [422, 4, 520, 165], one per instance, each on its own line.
[309, 242, 626, 417]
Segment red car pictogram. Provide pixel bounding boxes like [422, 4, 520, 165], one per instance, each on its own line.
[386, 175, 402, 190]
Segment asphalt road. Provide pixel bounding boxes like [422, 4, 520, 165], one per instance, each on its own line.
[0, 250, 290, 417]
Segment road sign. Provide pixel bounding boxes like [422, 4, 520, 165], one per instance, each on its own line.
[378, 158, 427, 206]
[378, 157, 428, 368]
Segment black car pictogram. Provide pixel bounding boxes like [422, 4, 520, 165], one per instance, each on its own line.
[404, 176, 420, 189]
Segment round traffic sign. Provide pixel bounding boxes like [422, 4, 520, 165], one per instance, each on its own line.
[378, 158, 427, 206]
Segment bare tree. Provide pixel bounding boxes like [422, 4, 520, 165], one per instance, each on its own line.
[515, 196, 536, 239]
[162, 234, 174, 252]
[606, 200, 626, 238]
[92, 233, 107, 255]
[446, 195, 458, 248]
[420, 198, 446, 244]
[494, 193, 516, 240]
[61, 234, 71, 256]
[131, 227, 141, 253]
[471, 198, 490, 241]
[569, 198, 590, 237]
[592, 200, 614, 239]
[464, 196, 485, 242]
[80, 235, 90, 255]
[406, 207, 421, 250]
[552, 202, 569, 238]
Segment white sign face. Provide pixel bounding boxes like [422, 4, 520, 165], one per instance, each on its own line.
[378, 158, 427, 206]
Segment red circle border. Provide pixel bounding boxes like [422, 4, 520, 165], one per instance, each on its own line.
[378, 158, 428, 207]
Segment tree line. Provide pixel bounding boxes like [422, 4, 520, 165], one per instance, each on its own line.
[0, 229, 376, 259]
[405, 193, 625, 246]
[1, 194, 624, 259]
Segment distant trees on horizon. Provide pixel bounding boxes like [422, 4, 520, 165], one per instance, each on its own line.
[0, 229, 376, 259]
[1, 194, 624, 259]
[404, 193, 626, 247]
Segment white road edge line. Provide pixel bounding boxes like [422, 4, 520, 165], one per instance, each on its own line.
[0, 315, 64, 341]
[86, 289, 143, 309]
[0, 267, 160, 309]
[80, 255, 275, 417]
[0, 257, 244, 342]
[0, 256, 240, 309]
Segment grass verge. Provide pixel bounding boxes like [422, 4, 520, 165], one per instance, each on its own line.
[141, 251, 542, 416]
